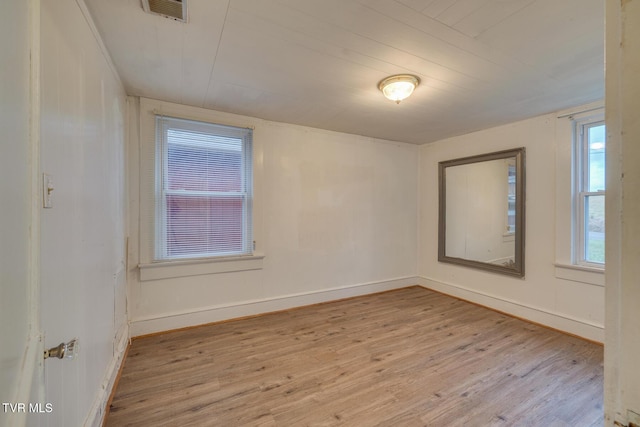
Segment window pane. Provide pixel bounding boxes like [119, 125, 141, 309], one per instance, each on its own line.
[584, 194, 605, 263]
[587, 124, 606, 192]
[166, 195, 244, 257]
[167, 132, 242, 192]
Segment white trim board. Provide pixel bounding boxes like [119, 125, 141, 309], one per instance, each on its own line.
[417, 276, 604, 343]
[130, 277, 418, 337]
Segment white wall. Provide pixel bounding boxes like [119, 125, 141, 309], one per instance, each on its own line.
[418, 110, 604, 342]
[38, 0, 128, 425]
[1, 1, 37, 426]
[605, 0, 640, 424]
[128, 98, 419, 336]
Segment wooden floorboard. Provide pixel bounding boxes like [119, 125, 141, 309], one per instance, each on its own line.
[105, 287, 603, 426]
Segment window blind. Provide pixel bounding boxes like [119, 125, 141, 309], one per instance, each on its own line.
[155, 116, 253, 260]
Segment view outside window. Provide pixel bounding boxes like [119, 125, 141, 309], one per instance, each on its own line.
[581, 122, 605, 264]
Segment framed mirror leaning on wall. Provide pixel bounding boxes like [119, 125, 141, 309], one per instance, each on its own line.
[438, 148, 525, 277]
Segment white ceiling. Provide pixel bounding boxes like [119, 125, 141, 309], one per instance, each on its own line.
[84, 0, 604, 145]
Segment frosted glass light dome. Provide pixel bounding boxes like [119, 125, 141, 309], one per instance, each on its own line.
[378, 74, 420, 103]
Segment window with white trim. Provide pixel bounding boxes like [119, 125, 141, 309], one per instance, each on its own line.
[155, 116, 253, 261]
[574, 117, 605, 266]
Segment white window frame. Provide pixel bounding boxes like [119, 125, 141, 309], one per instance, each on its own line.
[136, 98, 264, 282]
[155, 116, 253, 261]
[573, 117, 606, 268]
[553, 104, 604, 286]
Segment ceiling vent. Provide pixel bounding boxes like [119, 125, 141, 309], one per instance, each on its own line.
[141, 0, 187, 22]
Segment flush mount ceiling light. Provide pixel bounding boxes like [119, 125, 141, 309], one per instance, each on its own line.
[378, 74, 420, 104]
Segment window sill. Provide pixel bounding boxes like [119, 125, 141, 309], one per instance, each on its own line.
[138, 253, 265, 282]
[554, 262, 604, 287]
[502, 233, 515, 242]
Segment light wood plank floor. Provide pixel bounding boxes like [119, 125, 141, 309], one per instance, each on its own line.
[106, 287, 603, 427]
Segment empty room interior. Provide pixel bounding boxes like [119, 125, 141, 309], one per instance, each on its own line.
[2, 0, 640, 426]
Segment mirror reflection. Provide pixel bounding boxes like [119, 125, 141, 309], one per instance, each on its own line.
[438, 148, 525, 277]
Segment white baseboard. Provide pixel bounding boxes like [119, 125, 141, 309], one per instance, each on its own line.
[417, 276, 604, 343]
[130, 277, 418, 337]
[84, 322, 130, 427]
[130, 275, 603, 342]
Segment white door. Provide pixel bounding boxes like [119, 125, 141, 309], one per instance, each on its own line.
[1, 1, 46, 427]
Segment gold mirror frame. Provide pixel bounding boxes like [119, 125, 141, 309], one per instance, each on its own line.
[438, 148, 525, 277]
